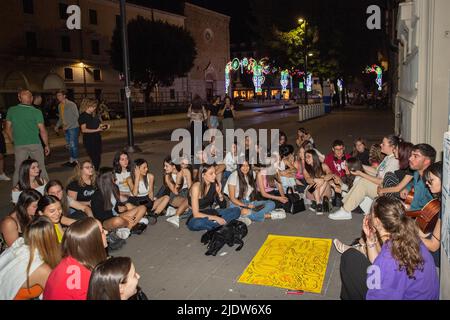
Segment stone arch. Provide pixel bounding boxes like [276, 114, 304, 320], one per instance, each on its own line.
[42, 73, 65, 91]
[3, 71, 30, 91]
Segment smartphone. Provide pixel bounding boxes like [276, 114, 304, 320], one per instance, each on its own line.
[308, 184, 316, 193]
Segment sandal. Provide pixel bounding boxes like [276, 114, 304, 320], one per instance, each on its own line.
[333, 239, 351, 254]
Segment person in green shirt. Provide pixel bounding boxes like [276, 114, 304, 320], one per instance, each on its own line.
[5, 89, 50, 186]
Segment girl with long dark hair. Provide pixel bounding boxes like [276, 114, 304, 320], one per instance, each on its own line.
[11, 159, 47, 204]
[91, 169, 148, 235]
[186, 164, 240, 231]
[88, 257, 141, 300]
[1, 189, 41, 252]
[255, 153, 289, 209]
[163, 156, 191, 228]
[36, 195, 65, 243]
[421, 162, 443, 267]
[303, 149, 334, 214]
[339, 196, 439, 300]
[45, 180, 93, 221]
[225, 160, 283, 222]
[377, 141, 414, 198]
[126, 159, 170, 214]
[44, 217, 108, 300]
[113, 150, 132, 201]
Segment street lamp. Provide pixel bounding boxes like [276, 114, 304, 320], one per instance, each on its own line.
[78, 62, 87, 97]
[119, 0, 140, 153]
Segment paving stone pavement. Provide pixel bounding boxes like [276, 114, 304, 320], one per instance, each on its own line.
[0, 105, 394, 300]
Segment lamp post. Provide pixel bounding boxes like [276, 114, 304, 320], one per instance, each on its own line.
[80, 62, 87, 97]
[119, 0, 140, 152]
[298, 18, 309, 104]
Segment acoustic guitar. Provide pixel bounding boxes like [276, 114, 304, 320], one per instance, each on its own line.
[406, 198, 441, 234]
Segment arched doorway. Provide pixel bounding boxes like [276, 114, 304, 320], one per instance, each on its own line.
[42, 73, 65, 92]
[1, 71, 30, 110]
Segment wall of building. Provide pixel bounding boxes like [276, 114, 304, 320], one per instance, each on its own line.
[0, 0, 229, 111]
[184, 3, 230, 101]
[396, 0, 450, 157]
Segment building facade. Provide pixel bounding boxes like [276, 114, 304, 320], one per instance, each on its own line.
[0, 0, 230, 112]
[395, 0, 450, 157]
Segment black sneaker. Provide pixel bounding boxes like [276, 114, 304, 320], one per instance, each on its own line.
[333, 194, 343, 208]
[323, 196, 332, 213]
[131, 223, 147, 235]
[146, 213, 158, 225]
[310, 201, 317, 212]
[316, 203, 324, 215]
[107, 232, 126, 251]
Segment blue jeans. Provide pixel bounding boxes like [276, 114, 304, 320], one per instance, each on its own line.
[230, 200, 276, 222]
[187, 207, 241, 231]
[65, 127, 79, 161]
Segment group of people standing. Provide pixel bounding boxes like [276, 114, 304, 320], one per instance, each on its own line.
[2, 89, 110, 188]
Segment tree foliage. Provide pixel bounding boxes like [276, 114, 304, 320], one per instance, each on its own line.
[110, 16, 197, 95]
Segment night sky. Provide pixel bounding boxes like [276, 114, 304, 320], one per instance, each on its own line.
[130, 0, 388, 79]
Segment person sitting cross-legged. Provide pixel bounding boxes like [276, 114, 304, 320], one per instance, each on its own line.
[225, 159, 281, 224]
[329, 135, 400, 221]
[186, 164, 240, 232]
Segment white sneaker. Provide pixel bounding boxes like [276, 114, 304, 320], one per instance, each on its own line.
[167, 215, 180, 228]
[238, 216, 252, 226]
[270, 211, 287, 220]
[328, 208, 352, 221]
[116, 228, 131, 239]
[139, 217, 149, 225]
[0, 173, 11, 181]
[165, 206, 177, 217]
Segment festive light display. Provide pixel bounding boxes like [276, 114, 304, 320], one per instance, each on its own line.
[280, 70, 289, 92]
[306, 72, 312, 92]
[225, 62, 232, 95]
[365, 64, 383, 91]
[248, 58, 271, 93]
[337, 78, 344, 92]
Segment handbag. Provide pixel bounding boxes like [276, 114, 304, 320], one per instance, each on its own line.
[283, 187, 306, 214]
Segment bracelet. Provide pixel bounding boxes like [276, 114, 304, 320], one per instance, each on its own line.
[367, 242, 377, 248]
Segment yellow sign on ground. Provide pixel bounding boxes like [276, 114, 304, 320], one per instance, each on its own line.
[238, 235, 332, 294]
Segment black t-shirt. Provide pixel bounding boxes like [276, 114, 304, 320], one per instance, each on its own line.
[223, 107, 233, 119]
[355, 150, 370, 166]
[91, 190, 114, 222]
[67, 180, 96, 202]
[79, 112, 101, 137]
[208, 104, 220, 116]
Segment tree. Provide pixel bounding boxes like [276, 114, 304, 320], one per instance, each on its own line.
[110, 16, 197, 101]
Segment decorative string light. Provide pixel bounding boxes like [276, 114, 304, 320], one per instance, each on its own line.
[306, 72, 312, 92]
[365, 64, 383, 91]
[280, 70, 289, 92]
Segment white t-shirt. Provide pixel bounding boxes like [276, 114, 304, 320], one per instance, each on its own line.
[224, 171, 255, 201]
[224, 152, 237, 172]
[115, 171, 131, 193]
[376, 154, 399, 179]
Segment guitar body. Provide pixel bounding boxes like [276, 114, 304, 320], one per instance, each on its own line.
[406, 199, 441, 234]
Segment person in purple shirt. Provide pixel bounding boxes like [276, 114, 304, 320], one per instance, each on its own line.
[339, 196, 439, 300]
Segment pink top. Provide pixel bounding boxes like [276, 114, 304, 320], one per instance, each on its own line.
[259, 170, 275, 193]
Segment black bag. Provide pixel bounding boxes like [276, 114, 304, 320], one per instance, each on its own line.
[283, 187, 306, 214]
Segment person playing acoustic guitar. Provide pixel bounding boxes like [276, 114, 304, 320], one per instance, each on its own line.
[421, 162, 442, 268]
[403, 144, 436, 211]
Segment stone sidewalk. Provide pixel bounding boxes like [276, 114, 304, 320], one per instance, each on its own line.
[0, 105, 395, 300]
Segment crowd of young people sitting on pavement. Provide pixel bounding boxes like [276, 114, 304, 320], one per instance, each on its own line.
[0, 121, 444, 300]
